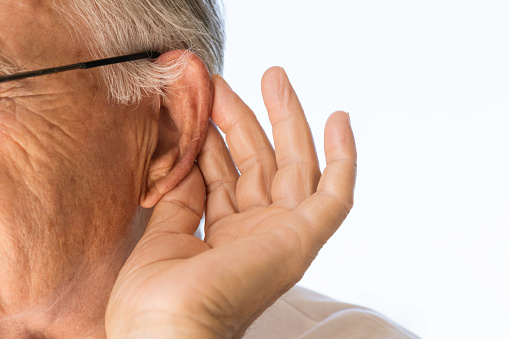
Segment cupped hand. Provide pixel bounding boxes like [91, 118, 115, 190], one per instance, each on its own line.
[105, 67, 357, 339]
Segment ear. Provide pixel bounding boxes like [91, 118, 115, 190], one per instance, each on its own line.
[140, 50, 213, 208]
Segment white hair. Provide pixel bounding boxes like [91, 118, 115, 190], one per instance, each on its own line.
[56, 0, 225, 104]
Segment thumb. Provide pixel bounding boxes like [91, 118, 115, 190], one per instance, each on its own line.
[125, 165, 207, 269]
[145, 164, 206, 237]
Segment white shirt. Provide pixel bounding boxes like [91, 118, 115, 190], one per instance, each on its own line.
[244, 286, 419, 338]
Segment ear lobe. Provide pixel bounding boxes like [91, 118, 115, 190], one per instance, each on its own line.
[140, 50, 213, 208]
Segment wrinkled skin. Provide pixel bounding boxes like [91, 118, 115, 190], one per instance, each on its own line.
[0, 1, 356, 338]
[105, 73, 357, 338]
[0, 1, 160, 337]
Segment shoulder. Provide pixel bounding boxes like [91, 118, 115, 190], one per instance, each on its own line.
[244, 286, 419, 339]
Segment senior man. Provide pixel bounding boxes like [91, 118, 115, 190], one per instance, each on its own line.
[0, 1, 417, 338]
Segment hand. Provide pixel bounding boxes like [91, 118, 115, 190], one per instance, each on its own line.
[105, 67, 357, 338]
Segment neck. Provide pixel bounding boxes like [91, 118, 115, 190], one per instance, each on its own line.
[0, 207, 151, 339]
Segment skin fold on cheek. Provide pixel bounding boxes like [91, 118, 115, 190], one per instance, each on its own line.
[1, 98, 66, 178]
[0, 96, 16, 112]
[0, 97, 19, 133]
[0, 98, 35, 174]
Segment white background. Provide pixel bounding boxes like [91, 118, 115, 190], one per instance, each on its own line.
[221, 1, 509, 338]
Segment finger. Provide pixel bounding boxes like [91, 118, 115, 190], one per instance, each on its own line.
[130, 165, 209, 267]
[262, 67, 321, 209]
[211, 75, 277, 211]
[197, 121, 239, 230]
[145, 164, 206, 236]
[297, 111, 357, 242]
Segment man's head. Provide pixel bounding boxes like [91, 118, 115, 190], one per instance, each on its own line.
[0, 0, 224, 336]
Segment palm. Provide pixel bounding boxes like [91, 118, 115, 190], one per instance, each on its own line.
[105, 68, 356, 338]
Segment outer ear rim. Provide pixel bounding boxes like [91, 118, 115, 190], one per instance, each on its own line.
[139, 50, 213, 209]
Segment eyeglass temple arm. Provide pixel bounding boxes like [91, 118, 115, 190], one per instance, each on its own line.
[0, 51, 161, 83]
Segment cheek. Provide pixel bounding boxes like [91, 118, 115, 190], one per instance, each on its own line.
[1, 91, 140, 213]
[71, 111, 146, 217]
[85, 132, 138, 202]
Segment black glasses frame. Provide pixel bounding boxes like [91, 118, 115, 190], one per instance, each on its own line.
[0, 51, 161, 84]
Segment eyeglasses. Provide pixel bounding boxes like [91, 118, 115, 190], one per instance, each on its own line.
[0, 51, 161, 84]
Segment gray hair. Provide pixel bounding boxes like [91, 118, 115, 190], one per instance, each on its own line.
[56, 0, 225, 104]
